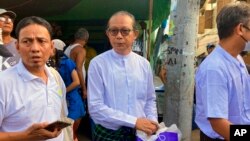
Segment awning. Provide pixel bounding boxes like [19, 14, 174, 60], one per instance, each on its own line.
[2, 0, 171, 31]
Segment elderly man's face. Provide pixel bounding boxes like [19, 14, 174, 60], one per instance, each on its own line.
[0, 15, 14, 34]
[106, 14, 138, 55]
[16, 24, 53, 71]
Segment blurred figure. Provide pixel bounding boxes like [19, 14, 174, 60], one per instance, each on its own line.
[206, 43, 215, 54]
[64, 28, 89, 99]
[0, 8, 20, 71]
[53, 39, 86, 141]
[155, 34, 169, 84]
[85, 45, 97, 74]
[200, 43, 216, 63]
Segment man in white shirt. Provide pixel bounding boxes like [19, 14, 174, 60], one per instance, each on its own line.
[0, 16, 67, 141]
[87, 11, 158, 141]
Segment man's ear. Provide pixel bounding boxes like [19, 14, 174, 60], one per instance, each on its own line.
[51, 41, 55, 56]
[106, 30, 109, 37]
[51, 41, 55, 50]
[236, 23, 244, 36]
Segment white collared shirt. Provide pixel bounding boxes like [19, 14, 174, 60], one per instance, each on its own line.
[88, 49, 157, 130]
[0, 60, 67, 141]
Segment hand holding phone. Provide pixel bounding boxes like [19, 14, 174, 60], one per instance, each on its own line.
[44, 120, 71, 132]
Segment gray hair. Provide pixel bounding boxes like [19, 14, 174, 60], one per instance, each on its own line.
[107, 11, 137, 30]
[74, 28, 89, 41]
[216, 1, 250, 39]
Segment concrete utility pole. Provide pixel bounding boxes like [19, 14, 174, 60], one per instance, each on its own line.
[163, 0, 200, 141]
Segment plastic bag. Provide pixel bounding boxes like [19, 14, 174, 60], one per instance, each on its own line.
[136, 122, 182, 141]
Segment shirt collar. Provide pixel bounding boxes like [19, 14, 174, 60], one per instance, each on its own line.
[16, 60, 52, 82]
[111, 49, 133, 60]
[216, 45, 244, 66]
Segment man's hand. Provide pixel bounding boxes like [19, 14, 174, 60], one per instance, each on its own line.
[24, 122, 62, 141]
[135, 118, 158, 136]
[82, 88, 87, 99]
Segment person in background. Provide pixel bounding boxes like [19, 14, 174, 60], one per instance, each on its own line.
[200, 43, 216, 63]
[52, 39, 85, 141]
[155, 34, 169, 84]
[87, 11, 158, 141]
[85, 45, 97, 74]
[206, 43, 215, 54]
[0, 8, 20, 71]
[64, 28, 88, 99]
[0, 19, 11, 57]
[195, 2, 250, 140]
[0, 16, 67, 141]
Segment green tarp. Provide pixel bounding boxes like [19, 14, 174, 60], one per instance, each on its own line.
[45, 0, 171, 31]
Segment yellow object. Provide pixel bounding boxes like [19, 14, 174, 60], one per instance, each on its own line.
[85, 46, 97, 71]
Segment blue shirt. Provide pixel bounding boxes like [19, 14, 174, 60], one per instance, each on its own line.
[87, 49, 157, 130]
[195, 46, 250, 139]
[58, 55, 78, 88]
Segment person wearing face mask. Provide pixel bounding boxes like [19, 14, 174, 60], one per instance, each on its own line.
[195, 2, 250, 141]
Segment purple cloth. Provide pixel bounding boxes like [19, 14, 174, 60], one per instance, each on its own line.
[136, 131, 178, 141]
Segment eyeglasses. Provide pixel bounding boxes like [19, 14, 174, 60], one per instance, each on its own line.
[0, 17, 13, 23]
[107, 28, 133, 36]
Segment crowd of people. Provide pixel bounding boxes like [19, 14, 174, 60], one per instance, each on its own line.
[1, 1, 250, 141]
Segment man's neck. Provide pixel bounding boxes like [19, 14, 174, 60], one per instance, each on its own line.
[26, 65, 48, 84]
[3, 34, 13, 44]
[74, 40, 86, 47]
[219, 37, 245, 58]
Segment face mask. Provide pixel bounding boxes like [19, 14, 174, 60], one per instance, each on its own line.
[244, 41, 250, 51]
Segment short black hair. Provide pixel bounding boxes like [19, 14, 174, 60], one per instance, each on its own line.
[207, 44, 215, 49]
[15, 16, 53, 40]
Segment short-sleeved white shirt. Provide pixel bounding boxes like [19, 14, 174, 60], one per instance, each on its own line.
[0, 60, 67, 141]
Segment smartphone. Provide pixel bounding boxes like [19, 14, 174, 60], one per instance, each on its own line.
[44, 120, 71, 132]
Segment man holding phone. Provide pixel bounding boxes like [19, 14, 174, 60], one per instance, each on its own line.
[0, 16, 68, 141]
